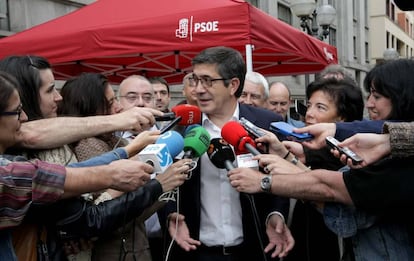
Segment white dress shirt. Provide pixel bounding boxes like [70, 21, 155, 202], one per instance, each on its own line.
[199, 104, 243, 247]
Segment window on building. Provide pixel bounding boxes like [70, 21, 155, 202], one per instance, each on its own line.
[246, 0, 258, 7]
[0, 0, 10, 31]
[386, 0, 390, 17]
[329, 27, 337, 46]
[391, 3, 395, 21]
[327, 0, 337, 10]
[278, 3, 292, 25]
[365, 42, 369, 63]
[364, 0, 368, 26]
[386, 31, 390, 48]
[406, 18, 409, 33]
[352, 0, 357, 20]
[353, 36, 357, 59]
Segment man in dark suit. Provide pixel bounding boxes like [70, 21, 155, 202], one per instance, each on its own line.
[166, 46, 294, 261]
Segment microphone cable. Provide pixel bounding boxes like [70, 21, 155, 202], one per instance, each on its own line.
[245, 193, 269, 261]
[164, 186, 180, 261]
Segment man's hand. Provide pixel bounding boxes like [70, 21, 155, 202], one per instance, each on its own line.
[255, 129, 289, 156]
[294, 123, 336, 150]
[254, 154, 305, 175]
[282, 141, 306, 164]
[156, 159, 191, 192]
[168, 213, 201, 251]
[108, 159, 153, 191]
[115, 107, 164, 132]
[333, 133, 390, 168]
[227, 168, 262, 193]
[265, 214, 295, 258]
[125, 130, 160, 157]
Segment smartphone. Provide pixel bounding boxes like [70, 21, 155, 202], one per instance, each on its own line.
[325, 136, 363, 164]
[239, 117, 266, 138]
[269, 121, 313, 142]
[159, 116, 182, 134]
[295, 100, 307, 117]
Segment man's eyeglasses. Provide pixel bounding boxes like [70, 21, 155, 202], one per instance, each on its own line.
[188, 74, 228, 88]
[1, 104, 23, 120]
[118, 94, 153, 103]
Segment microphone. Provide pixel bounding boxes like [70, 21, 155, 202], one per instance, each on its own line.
[159, 104, 202, 134]
[183, 126, 210, 159]
[221, 121, 261, 156]
[137, 131, 184, 174]
[207, 138, 236, 171]
[156, 130, 184, 158]
[171, 104, 202, 126]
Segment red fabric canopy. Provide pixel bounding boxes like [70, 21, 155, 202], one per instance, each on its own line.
[0, 0, 337, 84]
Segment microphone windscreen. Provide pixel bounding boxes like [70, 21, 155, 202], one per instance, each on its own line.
[183, 126, 210, 157]
[156, 130, 184, 158]
[207, 138, 235, 169]
[171, 104, 202, 126]
[184, 124, 201, 136]
[221, 121, 256, 154]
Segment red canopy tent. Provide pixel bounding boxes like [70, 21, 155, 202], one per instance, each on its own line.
[0, 0, 337, 84]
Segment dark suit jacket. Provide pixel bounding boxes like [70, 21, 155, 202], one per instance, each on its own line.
[166, 104, 288, 261]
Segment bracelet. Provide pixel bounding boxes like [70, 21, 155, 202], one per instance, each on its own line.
[283, 151, 291, 159]
[290, 155, 299, 165]
[265, 211, 286, 226]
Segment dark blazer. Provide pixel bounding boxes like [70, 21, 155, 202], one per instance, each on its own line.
[167, 104, 288, 261]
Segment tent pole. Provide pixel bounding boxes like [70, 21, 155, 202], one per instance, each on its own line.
[245, 44, 253, 72]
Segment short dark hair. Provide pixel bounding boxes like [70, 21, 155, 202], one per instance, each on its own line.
[58, 73, 110, 117]
[0, 71, 19, 114]
[192, 46, 246, 98]
[306, 77, 364, 122]
[149, 77, 170, 94]
[0, 55, 51, 120]
[364, 59, 414, 121]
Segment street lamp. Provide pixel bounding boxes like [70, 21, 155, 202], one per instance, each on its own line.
[383, 48, 399, 61]
[290, 0, 336, 40]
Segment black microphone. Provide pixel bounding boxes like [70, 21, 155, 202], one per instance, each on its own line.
[207, 138, 236, 171]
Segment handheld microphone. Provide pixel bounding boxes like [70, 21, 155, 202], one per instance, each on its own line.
[137, 131, 184, 173]
[158, 104, 202, 135]
[221, 121, 261, 156]
[207, 138, 236, 171]
[183, 126, 210, 159]
[155, 112, 176, 121]
[171, 104, 202, 126]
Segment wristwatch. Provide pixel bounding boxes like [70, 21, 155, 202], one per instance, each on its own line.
[260, 174, 272, 193]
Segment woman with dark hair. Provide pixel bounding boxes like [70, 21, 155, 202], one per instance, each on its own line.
[0, 55, 62, 120]
[364, 59, 414, 121]
[281, 77, 365, 261]
[306, 77, 364, 123]
[58, 72, 126, 161]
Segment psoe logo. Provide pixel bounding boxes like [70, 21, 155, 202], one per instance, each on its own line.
[175, 16, 219, 42]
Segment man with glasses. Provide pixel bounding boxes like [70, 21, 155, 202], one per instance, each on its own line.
[166, 46, 294, 261]
[238, 71, 269, 109]
[177, 73, 198, 106]
[116, 74, 165, 261]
